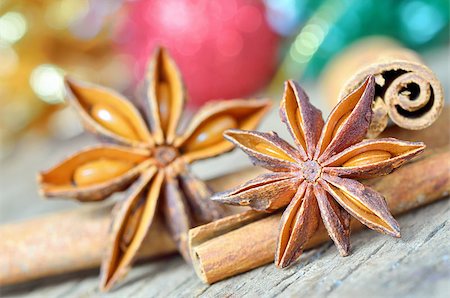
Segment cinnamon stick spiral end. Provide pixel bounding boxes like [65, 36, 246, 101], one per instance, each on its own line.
[321, 37, 444, 137]
[345, 61, 443, 137]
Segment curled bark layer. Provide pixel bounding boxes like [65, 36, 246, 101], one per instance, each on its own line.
[321, 37, 444, 137]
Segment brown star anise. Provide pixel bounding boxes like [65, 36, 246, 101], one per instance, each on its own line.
[38, 48, 270, 290]
[212, 76, 425, 268]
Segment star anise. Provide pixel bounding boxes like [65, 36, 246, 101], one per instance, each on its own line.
[212, 76, 425, 268]
[38, 48, 270, 290]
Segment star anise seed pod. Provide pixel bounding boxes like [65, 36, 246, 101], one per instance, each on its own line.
[212, 76, 425, 268]
[38, 48, 271, 290]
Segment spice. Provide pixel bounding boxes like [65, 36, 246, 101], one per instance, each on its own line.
[0, 205, 176, 286]
[2, 147, 447, 286]
[378, 106, 450, 150]
[38, 47, 271, 291]
[321, 37, 444, 137]
[212, 76, 425, 268]
[191, 147, 450, 284]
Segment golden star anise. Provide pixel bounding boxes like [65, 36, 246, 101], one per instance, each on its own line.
[38, 48, 270, 290]
[212, 76, 425, 268]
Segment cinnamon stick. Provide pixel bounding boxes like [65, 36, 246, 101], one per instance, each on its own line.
[0, 206, 176, 286]
[379, 106, 450, 149]
[0, 168, 260, 287]
[1, 117, 448, 286]
[189, 147, 450, 284]
[320, 37, 444, 137]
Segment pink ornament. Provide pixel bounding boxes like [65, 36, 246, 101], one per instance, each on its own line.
[115, 0, 280, 106]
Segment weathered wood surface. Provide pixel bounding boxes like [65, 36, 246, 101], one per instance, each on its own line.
[1, 49, 449, 297]
[1, 199, 449, 298]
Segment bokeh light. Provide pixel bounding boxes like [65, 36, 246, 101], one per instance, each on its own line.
[29, 65, 66, 104]
[44, 0, 89, 30]
[400, 1, 446, 45]
[0, 12, 27, 44]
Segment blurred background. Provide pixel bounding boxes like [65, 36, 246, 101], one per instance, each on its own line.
[0, 0, 449, 222]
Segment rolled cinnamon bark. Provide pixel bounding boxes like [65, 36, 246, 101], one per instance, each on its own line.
[0, 169, 260, 286]
[321, 37, 444, 137]
[0, 206, 176, 286]
[1, 117, 448, 286]
[379, 106, 450, 149]
[189, 147, 450, 284]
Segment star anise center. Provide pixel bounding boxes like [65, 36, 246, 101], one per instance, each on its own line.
[301, 160, 322, 182]
[153, 146, 179, 167]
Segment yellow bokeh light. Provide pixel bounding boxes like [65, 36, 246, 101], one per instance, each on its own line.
[45, 0, 89, 30]
[30, 65, 66, 104]
[0, 12, 28, 44]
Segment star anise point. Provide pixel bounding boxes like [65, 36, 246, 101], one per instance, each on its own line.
[38, 48, 271, 290]
[213, 75, 424, 268]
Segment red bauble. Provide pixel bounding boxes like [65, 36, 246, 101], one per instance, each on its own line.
[115, 0, 280, 106]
